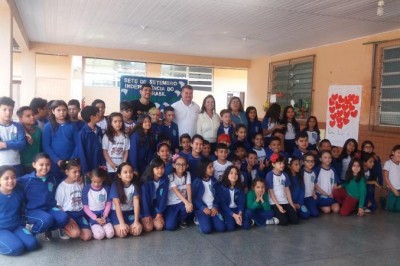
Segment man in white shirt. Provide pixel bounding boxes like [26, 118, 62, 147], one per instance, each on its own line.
[172, 85, 200, 137]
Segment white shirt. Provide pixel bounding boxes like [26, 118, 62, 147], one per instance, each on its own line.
[96, 117, 108, 134]
[341, 155, 352, 180]
[87, 187, 108, 212]
[202, 180, 214, 209]
[56, 181, 83, 212]
[285, 122, 296, 140]
[229, 189, 237, 208]
[306, 130, 318, 145]
[317, 168, 336, 195]
[167, 173, 191, 206]
[196, 112, 220, 143]
[0, 123, 21, 165]
[112, 184, 136, 211]
[253, 147, 266, 162]
[172, 100, 200, 137]
[303, 170, 317, 198]
[267, 173, 289, 205]
[102, 134, 130, 172]
[213, 160, 233, 181]
[383, 160, 400, 190]
[153, 180, 160, 200]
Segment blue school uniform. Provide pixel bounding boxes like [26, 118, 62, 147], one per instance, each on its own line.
[160, 122, 179, 152]
[77, 123, 105, 175]
[240, 162, 267, 189]
[289, 175, 310, 219]
[265, 148, 289, 161]
[192, 177, 225, 234]
[72, 120, 85, 132]
[82, 184, 111, 225]
[152, 123, 162, 144]
[187, 153, 202, 179]
[247, 119, 262, 143]
[283, 121, 300, 155]
[0, 188, 37, 256]
[314, 166, 339, 207]
[217, 185, 250, 231]
[178, 150, 191, 159]
[129, 132, 155, 175]
[18, 172, 69, 234]
[164, 161, 173, 177]
[230, 139, 252, 153]
[109, 182, 139, 225]
[217, 124, 234, 142]
[140, 176, 169, 219]
[292, 147, 307, 159]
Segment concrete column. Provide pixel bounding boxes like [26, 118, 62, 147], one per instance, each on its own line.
[0, 3, 12, 97]
[20, 51, 36, 105]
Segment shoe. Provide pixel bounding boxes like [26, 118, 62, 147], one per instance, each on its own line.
[179, 220, 188, 229]
[364, 208, 372, 213]
[250, 219, 255, 226]
[266, 217, 279, 225]
[25, 223, 33, 232]
[42, 231, 53, 241]
[59, 229, 70, 240]
[193, 217, 199, 226]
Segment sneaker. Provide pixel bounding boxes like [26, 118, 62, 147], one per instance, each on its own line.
[59, 229, 70, 240]
[266, 217, 279, 225]
[193, 217, 199, 226]
[250, 219, 255, 226]
[25, 223, 33, 232]
[364, 208, 372, 213]
[179, 220, 188, 229]
[42, 231, 53, 241]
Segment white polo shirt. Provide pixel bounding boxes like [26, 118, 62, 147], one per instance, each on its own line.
[172, 100, 200, 137]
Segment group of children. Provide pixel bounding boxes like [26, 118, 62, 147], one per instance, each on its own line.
[0, 95, 399, 257]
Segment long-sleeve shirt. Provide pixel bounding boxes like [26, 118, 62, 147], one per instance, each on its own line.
[77, 123, 104, 174]
[246, 190, 271, 211]
[0, 122, 26, 165]
[342, 177, 367, 208]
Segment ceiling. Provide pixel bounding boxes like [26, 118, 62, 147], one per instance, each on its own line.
[13, 0, 400, 59]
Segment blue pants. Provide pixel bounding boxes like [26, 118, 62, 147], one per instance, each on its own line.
[67, 210, 90, 229]
[245, 209, 274, 226]
[165, 202, 189, 231]
[195, 210, 225, 234]
[25, 207, 70, 234]
[297, 205, 310, 219]
[222, 207, 251, 231]
[317, 195, 335, 207]
[304, 197, 320, 217]
[0, 226, 38, 256]
[365, 185, 378, 211]
[109, 210, 136, 226]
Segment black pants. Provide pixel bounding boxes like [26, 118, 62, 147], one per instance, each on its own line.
[272, 204, 299, 226]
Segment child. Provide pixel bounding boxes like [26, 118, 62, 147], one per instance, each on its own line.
[231, 124, 251, 152]
[29, 97, 48, 129]
[213, 143, 232, 181]
[120, 101, 135, 136]
[252, 133, 267, 163]
[265, 153, 299, 226]
[292, 131, 310, 160]
[230, 155, 249, 192]
[338, 138, 358, 181]
[333, 159, 366, 216]
[315, 151, 340, 214]
[102, 112, 129, 180]
[129, 115, 155, 176]
[262, 103, 283, 147]
[202, 140, 216, 161]
[217, 166, 250, 231]
[318, 139, 332, 152]
[266, 136, 288, 161]
[0, 166, 38, 256]
[165, 156, 193, 230]
[161, 106, 179, 153]
[17, 106, 41, 174]
[109, 163, 142, 237]
[78, 106, 105, 178]
[217, 109, 234, 141]
[287, 157, 310, 219]
[19, 153, 80, 240]
[302, 152, 320, 217]
[157, 143, 173, 176]
[361, 152, 380, 212]
[192, 158, 225, 234]
[383, 145, 400, 212]
[68, 99, 85, 131]
[92, 99, 107, 134]
[0, 97, 26, 177]
[302, 116, 320, 152]
[178, 133, 191, 158]
[246, 106, 262, 143]
[140, 158, 169, 232]
[281, 106, 300, 155]
[56, 159, 92, 241]
[149, 107, 162, 143]
[243, 150, 267, 189]
[361, 140, 383, 186]
[42, 100, 78, 181]
[245, 178, 279, 226]
[187, 134, 204, 178]
[232, 142, 247, 165]
[82, 168, 114, 240]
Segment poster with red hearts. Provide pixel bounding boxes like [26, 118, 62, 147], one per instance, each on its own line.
[325, 85, 362, 147]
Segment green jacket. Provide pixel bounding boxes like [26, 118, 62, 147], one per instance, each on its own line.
[342, 176, 367, 208]
[246, 190, 271, 211]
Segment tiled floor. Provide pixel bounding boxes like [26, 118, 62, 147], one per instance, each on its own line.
[2, 211, 400, 266]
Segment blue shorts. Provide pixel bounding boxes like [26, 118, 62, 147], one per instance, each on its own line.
[317, 194, 336, 207]
[109, 210, 136, 226]
[67, 210, 90, 229]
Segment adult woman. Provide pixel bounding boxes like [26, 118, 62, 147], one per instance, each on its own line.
[228, 97, 248, 128]
[197, 95, 220, 150]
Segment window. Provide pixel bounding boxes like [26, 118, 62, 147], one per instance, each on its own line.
[84, 58, 146, 87]
[161, 64, 213, 91]
[268, 56, 314, 119]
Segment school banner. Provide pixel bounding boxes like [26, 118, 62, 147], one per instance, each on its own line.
[120, 76, 188, 111]
[325, 85, 362, 147]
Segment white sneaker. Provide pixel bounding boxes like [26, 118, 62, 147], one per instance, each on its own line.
[42, 231, 53, 241]
[193, 217, 199, 226]
[250, 219, 255, 226]
[364, 208, 372, 213]
[25, 223, 33, 232]
[266, 217, 279, 225]
[58, 229, 70, 240]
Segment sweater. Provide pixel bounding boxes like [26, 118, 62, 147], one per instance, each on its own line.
[342, 177, 367, 208]
[246, 190, 271, 211]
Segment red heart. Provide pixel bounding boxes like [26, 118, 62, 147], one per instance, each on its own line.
[343, 104, 349, 111]
[349, 104, 355, 111]
[337, 116, 343, 124]
[332, 94, 338, 101]
[337, 122, 343, 129]
[335, 102, 341, 109]
[343, 118, 350, 125]
[329, 106, 335, 113]
[337, 110, 343, 117]
[329, 97, 335, 106]
[330, 113, 336, 120]
[348, 94, 355, 101]
[344, 111, 350, 118]
[338, 95, 344, 103]
[329, 120, 336, 127]
[351, 110, 358, 117]
[353, 95, 359, 104]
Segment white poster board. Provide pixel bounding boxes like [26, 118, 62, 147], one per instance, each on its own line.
[325, 85, 362, 147]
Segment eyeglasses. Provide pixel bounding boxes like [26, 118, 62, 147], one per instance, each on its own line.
[175, 163, 187, 167]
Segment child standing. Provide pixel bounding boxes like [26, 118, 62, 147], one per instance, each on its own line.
[252, 133, 267, 163]
[0, 166, 37, 256]
[187, 134, 204, 178]
[161, 106, 179, 153]
[140, 158, 169, 232]
[109, 163, 142, 237]
[266, 154, 299, 226]
[361, 152, 380, 212]
[246, 178, 279, 226]
[192, 158, 225, 234]
[302, 152, 320, 217]
[92, 99, 107, 134]
[201, 140, 217, 161]
[0, 97, 26, 177]
[217, 166, 250, 231]
[301, 116, 320, 152]
[149, 107, 162, 143]
[56, 159, 92, 241]
[262, 103, 283, 147]
[157, 143, 173, 176]
[178, 133, 192, 158]
[246, 106, 262, 143]
[383, 145, 400, 212]
[231, 124, 251, 152]
[333, 159, 366, 216]
[29, 97, 48, 130]
[68, 99, 85, 131]
[361, 141, 383, 186]
[217, 109, 234, 142]
[165, 156, 193, 230]
[120, 101, 135, 136]
[213, 143, 232, 181]
[102, 112, 129, 180]
[338, 138, 358, 181]
[281, 106, 300, 155]
[82, 168, 114, 240]
[287, 157, 310, 219]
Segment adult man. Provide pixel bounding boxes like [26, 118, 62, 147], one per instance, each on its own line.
[171, 85, 200, 137]
[131, 83, 156, 121]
